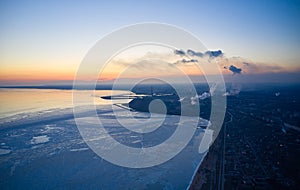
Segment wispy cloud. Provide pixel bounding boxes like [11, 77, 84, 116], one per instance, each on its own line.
[174, 59, 198, 65]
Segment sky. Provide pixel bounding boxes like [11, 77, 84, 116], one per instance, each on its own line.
[0, 0, 299, 85]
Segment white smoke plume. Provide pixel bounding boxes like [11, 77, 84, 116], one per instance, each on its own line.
[224, 83, 242, 96]
[190, 92, 211, 105]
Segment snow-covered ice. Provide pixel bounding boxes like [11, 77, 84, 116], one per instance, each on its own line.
[0, 89, 212, 190]
[0, 148, 11, 155]
[30, 135, 50, 145]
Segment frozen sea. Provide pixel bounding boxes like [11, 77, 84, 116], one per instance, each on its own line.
[0, 88, 210, 190]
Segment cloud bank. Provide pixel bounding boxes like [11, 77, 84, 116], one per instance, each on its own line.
[107, 48, 288, 82]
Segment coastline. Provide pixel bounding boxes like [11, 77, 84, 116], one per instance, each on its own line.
[188, 126, 223, 190]
[186, 151, 208, 190]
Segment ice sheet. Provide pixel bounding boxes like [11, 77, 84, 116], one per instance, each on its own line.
[0, 92, 210, 190]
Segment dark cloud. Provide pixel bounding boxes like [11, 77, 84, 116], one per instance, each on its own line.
[174, 49, 185, 56]
[175, 49, 223, 58]
[187, 49, 203, 57]
[205, 50, 223, 58]
[187, 49, 223, 58]
[229, 65, 242, 74]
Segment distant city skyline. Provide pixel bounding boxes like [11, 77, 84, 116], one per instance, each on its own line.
[0, 0, 299, 85]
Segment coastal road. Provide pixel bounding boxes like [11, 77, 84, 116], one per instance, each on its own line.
[218, 111, 233, 190]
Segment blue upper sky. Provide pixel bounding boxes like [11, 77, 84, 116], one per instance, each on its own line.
[0, 0, 299, 84]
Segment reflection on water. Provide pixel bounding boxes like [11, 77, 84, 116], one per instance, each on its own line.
[0, 88, 131, 118]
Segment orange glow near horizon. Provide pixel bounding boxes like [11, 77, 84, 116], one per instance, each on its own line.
[1, 63, 299, 85]
[0, 68, 75, 81]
